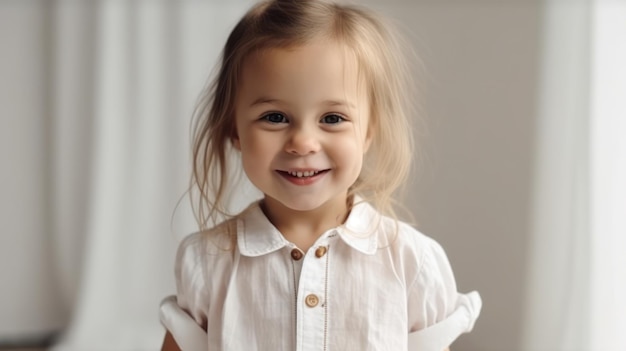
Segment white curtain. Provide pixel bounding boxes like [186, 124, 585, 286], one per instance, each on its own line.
[52, 1, 260, 350]
[523, 0, 626, 350]
[589, 1, 626, 348]
[1, 0, 253, 349]
[0, 2, 66, 342]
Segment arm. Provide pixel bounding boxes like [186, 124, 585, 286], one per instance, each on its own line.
[161, 233, 210, 351]
[161, 331, 181, 351]
[160, 296, 208, 351]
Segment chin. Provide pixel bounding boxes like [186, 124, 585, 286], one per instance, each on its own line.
[265, 192, 332, 212]
[280, 198, 326, 212]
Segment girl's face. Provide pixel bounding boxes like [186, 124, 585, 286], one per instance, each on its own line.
[233, 41, 372, 215]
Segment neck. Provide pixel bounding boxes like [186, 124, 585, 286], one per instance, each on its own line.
[261, 194, 351, 252]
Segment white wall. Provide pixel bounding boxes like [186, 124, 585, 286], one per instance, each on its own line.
[362, 2, 541, 350]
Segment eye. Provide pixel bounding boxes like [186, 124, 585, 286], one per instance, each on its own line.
[320, 114, 346, 124]
[261, 112, 288, 124]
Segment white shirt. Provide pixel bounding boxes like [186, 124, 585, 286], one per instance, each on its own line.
[161, 200, 481, 351]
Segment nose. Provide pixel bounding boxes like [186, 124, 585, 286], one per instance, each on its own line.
[285, 126, 321, 155]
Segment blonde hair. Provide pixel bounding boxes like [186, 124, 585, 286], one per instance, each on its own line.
[190, 0, 416, 230]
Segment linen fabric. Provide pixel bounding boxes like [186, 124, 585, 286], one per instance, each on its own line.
[162, 200, 481, 350]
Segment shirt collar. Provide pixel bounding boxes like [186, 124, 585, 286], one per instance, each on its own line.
[336, 199, 380, 255]
[237, 197, 381, 257]
[237, 202, 289, 257]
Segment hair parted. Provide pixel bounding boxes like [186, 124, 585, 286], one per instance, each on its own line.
[190, 0, 417, 230]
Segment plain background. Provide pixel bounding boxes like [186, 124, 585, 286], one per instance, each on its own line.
[364, 2, 539, 349]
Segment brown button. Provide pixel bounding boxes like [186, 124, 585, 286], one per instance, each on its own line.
[315, 246, 327, 258]
[305, 294, 319, 307]
[290, 248, 303, 261]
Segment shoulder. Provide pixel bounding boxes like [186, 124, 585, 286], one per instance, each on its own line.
[174, 215, 241, 317]
[173, 207, 257, 327]
[349, 201, 448, 267]
[178, 218, 238, 256]
[377, 215, 448, 268]
[374, 213, 457, 293]
[175, 216, 240, 282]
[176, 201, 268, 272]
[400, 222, 450, 271]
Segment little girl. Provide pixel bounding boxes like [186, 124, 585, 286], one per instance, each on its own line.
[160, 0, 481, 350]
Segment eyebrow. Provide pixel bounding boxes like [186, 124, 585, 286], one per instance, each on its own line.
[249, 97, 356, 109]
[249, 98, 281, 107]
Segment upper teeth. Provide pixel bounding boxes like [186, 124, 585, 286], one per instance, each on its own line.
[288, 170, 320, 177]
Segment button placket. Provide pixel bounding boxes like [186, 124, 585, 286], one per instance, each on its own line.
[296, 240, 330, 351]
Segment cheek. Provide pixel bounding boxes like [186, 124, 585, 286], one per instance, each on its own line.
[240, 133, 275, 165]
[334, 139, 365, 170]
[240, 147, 266, 181]
[242, 132, 270, 153]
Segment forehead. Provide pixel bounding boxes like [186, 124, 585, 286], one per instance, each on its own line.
[237, 41, 366, 107]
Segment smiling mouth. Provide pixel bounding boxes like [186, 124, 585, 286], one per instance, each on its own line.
[277, 169, 330, 178]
